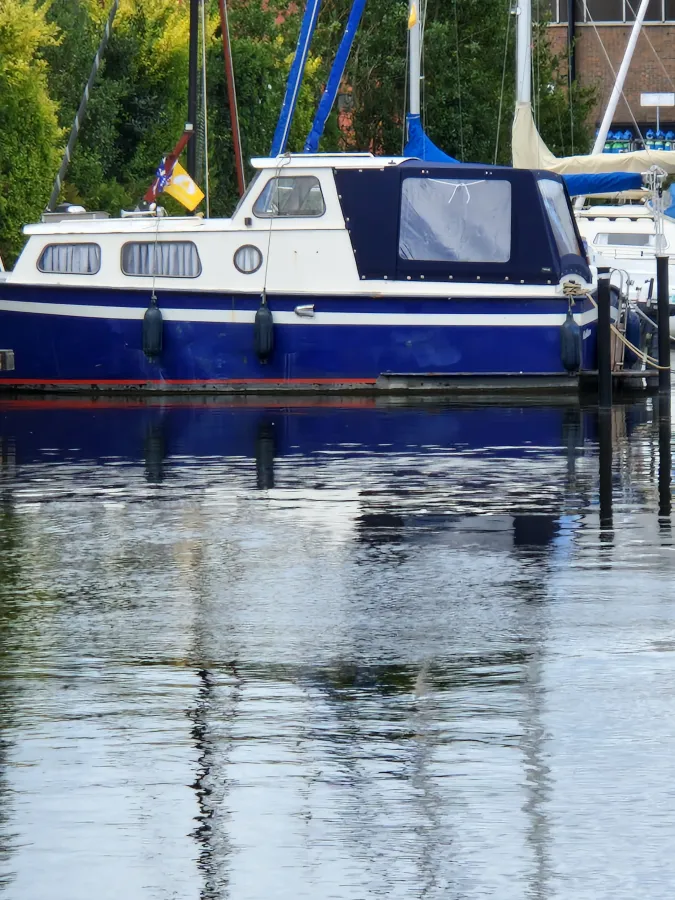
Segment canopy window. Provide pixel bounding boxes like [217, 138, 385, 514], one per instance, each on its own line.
[399, 178, 511, 264]
[537, 179, 582, 258]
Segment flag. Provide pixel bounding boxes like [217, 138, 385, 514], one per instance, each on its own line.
[408, 3, 417, 28]
[143, 129, 194, 205]
[163, 162, 205, 212]
[148, 155, 173, 200]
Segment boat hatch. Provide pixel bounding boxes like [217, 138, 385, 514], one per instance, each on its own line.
[593, 232, 656, 248]
[334, 163, 590, 284]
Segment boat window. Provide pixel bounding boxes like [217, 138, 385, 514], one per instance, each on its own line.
[253, 176, 325, 218]
[37, 243, 101, 275]
[538, 178, 582, 257]
[399, 177, 511, 263]
[121, 241, 201, 277]
[593, 232, 655, 247]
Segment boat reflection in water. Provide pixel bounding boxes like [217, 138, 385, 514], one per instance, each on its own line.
[0, 393, 661, 546]
[0, 395, 672, 900]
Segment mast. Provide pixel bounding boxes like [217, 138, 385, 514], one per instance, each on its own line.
[572, 0, 650, 207]
[187, 0, 199, 178]
[567, 0, 577, 85]
[408, 1, 421, 116]
[515, 0, 531, 106]
[589, 0, 650, 156]
[218, 0, 246, 196]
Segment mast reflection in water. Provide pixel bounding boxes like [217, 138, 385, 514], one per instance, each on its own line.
[0, 395, 673, 900]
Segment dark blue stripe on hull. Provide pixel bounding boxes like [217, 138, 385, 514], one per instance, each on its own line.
[0, 308, 597, 383]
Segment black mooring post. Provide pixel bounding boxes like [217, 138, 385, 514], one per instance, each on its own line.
[656, 254, 671, 394]
[598, 409, 613, 531]
[597, 274, 612, 408]
[657, 396, 672, 523]
[187, 0, 199, 179]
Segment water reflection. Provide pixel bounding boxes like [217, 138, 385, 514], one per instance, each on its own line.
[0, 395, 673, 900]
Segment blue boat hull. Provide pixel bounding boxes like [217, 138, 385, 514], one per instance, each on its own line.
[0, 285, 597, 390]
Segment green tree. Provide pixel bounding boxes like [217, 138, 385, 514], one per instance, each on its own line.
[0, 0, 61, 266]
[43, 0, 190, 213]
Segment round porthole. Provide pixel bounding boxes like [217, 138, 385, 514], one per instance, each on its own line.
[234, 244, 263, 274]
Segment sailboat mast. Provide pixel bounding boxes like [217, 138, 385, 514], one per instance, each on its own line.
[218, 0, 246, 196]
[409, 1, 421, 116]
[590, 0, 650, 155]
[187, 0, 199, 178]
[515, 0, 531, 106]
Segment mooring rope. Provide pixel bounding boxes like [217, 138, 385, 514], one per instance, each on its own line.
[562, 281, 670, 371]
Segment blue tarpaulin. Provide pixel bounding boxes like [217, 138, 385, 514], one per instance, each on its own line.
[304, 0, 367, 153]
[403, 114, 643, 196]
[562, 172, 642, 196]
[403, 114, 461, 163]
[664, 184, 675, 218]
[270, 0, 323, 157]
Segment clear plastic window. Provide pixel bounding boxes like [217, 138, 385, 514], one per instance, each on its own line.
[121, 242, 201, 277]
[538, 178, 582, 257]
[253, 176, 325, 218]
[399, 178, 511, 263]
[38, 243, 101, 274]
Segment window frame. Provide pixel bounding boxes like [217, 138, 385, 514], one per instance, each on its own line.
[120, 240, 202, 279]
[37, 242, 101, 275]
[252, 175, 326, 219]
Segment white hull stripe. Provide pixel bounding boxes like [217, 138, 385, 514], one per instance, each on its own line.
[0, 298, 599, 328]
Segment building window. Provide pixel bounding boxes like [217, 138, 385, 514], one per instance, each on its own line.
[37, 243, 101, 275]
[399, 177, 512, 263]
[121, 242, 201, 278]
[253, 176, 325, 217]
[585, 0, 622, 21]
[540, 0, 675, 20]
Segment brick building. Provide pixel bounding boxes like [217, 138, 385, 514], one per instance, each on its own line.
[542, 0, 675, 136]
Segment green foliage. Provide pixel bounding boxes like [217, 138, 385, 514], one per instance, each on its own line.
[0, 0, 595, 263]
[0, 0, 60, 265]
[531, 21, 596, 158]
[43, 0, 190, 212]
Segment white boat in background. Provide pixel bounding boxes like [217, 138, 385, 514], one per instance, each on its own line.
[576, 204, 675, 337]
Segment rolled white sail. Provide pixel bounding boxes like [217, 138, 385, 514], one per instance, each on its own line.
[512, 102, 675, 175]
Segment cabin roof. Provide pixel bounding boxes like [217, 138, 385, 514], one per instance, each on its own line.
[24, 215, 216, 236]
[250, 153, 413, 170]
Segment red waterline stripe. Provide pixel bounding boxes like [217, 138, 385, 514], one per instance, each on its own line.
[0, 378, 378, 386]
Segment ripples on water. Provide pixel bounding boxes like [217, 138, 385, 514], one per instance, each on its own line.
[0, 396, 674, 899]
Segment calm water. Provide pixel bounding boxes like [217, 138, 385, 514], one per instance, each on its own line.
[0, 395, 674, 899]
